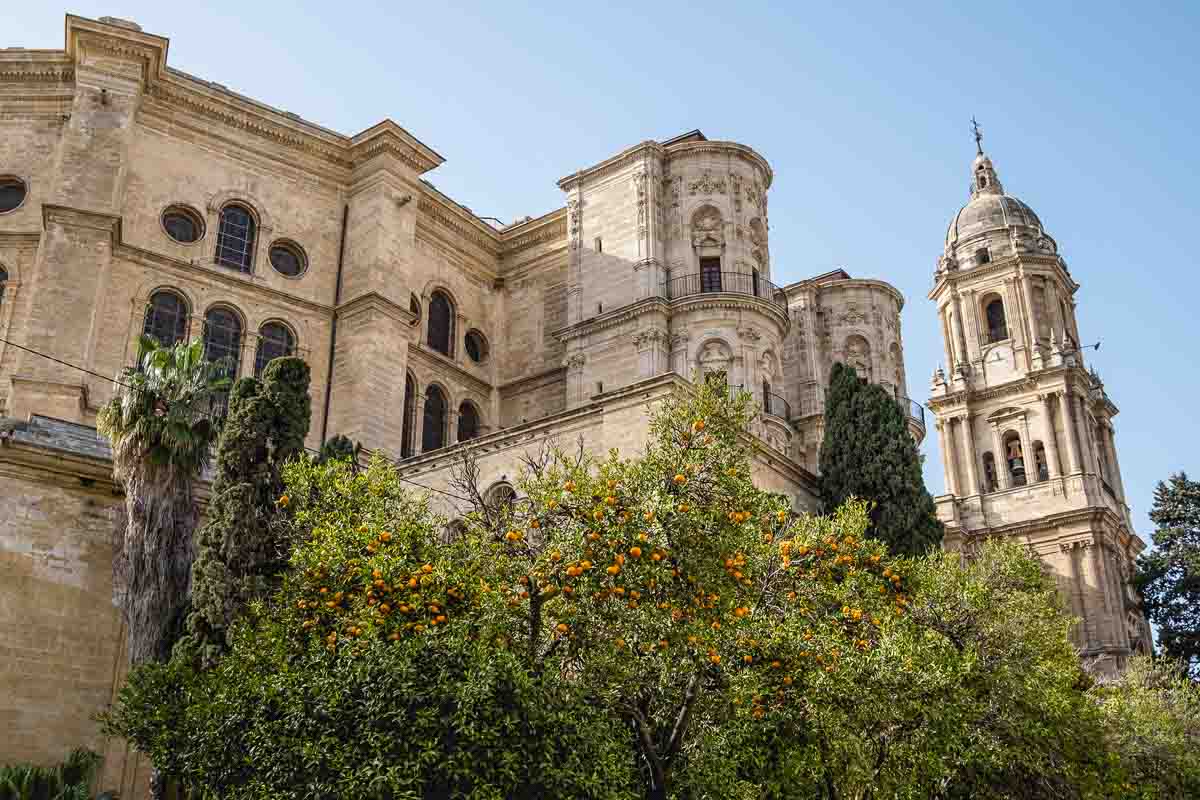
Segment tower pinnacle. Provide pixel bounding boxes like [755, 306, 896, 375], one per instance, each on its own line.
[971, 116, 983, 156]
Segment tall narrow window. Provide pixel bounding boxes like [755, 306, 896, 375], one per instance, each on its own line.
[400, 373, 416, 459]
[254, 321, 295, 376]
[427, 291, 454, 356]
[215, 204, 256, 273]
[1004, 432, 1026, 487]
[143, 290, 190, 348]
[458, 401, 480, 443]
[203, 307, 243, 414]
[762, 379, 772, 415]
[982, 452, 998, 493]
[985, 297, 1008, 343]
[422, 385, 447, 452]
[752, 268, 761, 298]
[1034, 441, 1049, 482]
[976, 247, 991, 265]
[699, 257, 722, 292]
[0, 266, 8, 317]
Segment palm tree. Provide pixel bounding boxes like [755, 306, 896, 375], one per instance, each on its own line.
[98, 336, 231, 665]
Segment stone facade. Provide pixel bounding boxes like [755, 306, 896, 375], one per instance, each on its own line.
[0, 13, 917, 782]
[928, 146, 1154, 671]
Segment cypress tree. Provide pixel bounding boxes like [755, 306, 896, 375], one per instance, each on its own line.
[818, 362, 942, 556]
[179, 357, 311, 667]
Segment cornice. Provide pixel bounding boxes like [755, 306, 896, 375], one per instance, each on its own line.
[499, 209, 567, 256]
[0, 52, 74, 85]
[417, 184, 502, 257]
[807, 277, 905, 311]
[927, 363, 1098, 412]
[498, 366, 567, 397]
[929, 252, 1079, 301]
[409, 344, 494, 397]
[668, 293, 789, 333]
[557, 140, 662, 191]
[554, 297, 671, 342]
[663, 140, 774, 189]
[335, 291, 413, 325]
[42, 204, 121, 234]
[349, 120, 443, 175]
[117, 242, 334, 315]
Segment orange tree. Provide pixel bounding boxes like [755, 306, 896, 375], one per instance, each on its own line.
[454, 382, 912, 799]
[104, 454, 640, 800]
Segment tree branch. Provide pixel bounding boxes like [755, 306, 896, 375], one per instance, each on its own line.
[664, 669, 702, 762]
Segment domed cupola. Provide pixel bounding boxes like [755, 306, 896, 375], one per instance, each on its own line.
[944, 150, 1045, 255]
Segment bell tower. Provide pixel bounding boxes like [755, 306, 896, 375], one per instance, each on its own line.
[927, 128, 1153, 670]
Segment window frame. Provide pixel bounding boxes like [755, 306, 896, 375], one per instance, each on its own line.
[254, 320, 296, 377]
[215, 202, 258, 273]
[457, 400, 481, 443]
[143, 290, 191, 349]
[699, 256, 722, 293]
[422, 384, 448, 452]
[267, 239, 308, 279]
[983, 295, 1009, 344]
[426, 290, 455, 357]
[160, 205, 206, 245]
[0, 176, 28, 215]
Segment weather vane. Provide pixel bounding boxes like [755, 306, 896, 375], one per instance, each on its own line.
[971, 116, 983, 155]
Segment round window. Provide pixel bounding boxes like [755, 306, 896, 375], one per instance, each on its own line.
[268, 241, 307, 277]
[464, 330, 488, 363]
[161, 205, 204, 243]
[0, 177, 28, 214]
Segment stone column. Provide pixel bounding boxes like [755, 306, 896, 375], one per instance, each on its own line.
[938, 419, 959, 496]
[1041, 393, 1062, 478]
[940, 307, 956, 373]
[961, 414, 980, 495]
[1105, 424, 1129, 504]
[1059, 391, 1082, 474]
[1077, 394, 1098, 475]
[987, 422, 1006, 489]
[951, 293, 970, 366]
[564, 352, 587, 408]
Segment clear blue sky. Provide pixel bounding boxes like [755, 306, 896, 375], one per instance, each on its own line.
[10, 2, 1199, 537]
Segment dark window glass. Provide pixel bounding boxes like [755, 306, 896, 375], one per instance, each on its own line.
[982, 452, 998, 493]
[1034, 442, 1049, 482]
[269, 242, 305, 277]
[142, 291, 189, 348]
[215, 204, 256, 272]
[458, 402, 480, 442]
[254, 322, 295, 376]
[162, 208, 202, 243]
[427, 291, 453, 356]
[763, 379, 772, 415]
[204, 307, 242, 415]
[422, 386, 447, 452]
[976, 247, 991, 265]
[986, 299, 1008, 342]
[752, 269, 761, 298]
[0, 266, 8, 314]
[0, 178, 27, 214]
[699, 257, 722, 292]
[401, 373, 416, 458]
[464, 330, 487, 363]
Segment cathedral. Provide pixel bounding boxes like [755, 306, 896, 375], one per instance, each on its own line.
[0, 13, 1150, 793]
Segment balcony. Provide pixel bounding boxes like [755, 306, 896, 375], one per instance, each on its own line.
[898, 395, 926, 438]
[763, 390, 791, 421]
[666, 271, 787, 310]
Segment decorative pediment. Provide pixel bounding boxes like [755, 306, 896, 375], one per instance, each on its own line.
[987, 406, 1025, 422]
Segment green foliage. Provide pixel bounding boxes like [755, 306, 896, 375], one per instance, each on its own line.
[0, 749, 105, 800]
[105, 456, 638, 800]
[318, 434, 362, 468]
[97, 336, 231, 665]
[106, 380, 1198, 799]
[180, 357, 311, 668]
[1134, 472, 1200, 677]
[1091, 657, 1200, 798]
[817, 362, 942, 557]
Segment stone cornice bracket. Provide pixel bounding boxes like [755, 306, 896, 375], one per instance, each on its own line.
[349, 120, 444, 175]
[66, 15, 169, 89]
[633, 329, 667, 350]
[335, 291, 414, 325]
[41, 204, 121, 238]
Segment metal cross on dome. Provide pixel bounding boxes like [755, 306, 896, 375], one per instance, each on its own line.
[971, 116, 984, 155]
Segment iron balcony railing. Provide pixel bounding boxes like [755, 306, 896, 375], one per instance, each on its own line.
[899, 396, 925, 428]
[666, 271, 787, 310]
[763, 391, 791, 421]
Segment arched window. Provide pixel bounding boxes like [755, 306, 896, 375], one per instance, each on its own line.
[422, 385, 447, 452]
[1003, 431, 1026, 487]
[427, 291, 454, 356]
[982, 451, 998, 493]
[0, 265, 10, 317]
[143, 290, 190, 348]
[458, 401, 481, 443]
[400, 372, 416, 459]
[1033, 441, 1049, 482]
[215, 203, 256, 273]
[485, 482, 517, 515]
[254, 321, 295, 377]
[203, 306, 243, 377]
[984, 296, 1008, 343]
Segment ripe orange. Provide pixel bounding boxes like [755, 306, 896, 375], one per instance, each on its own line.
[629, 546, 642, 558]
[673, 473, 687, 485]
